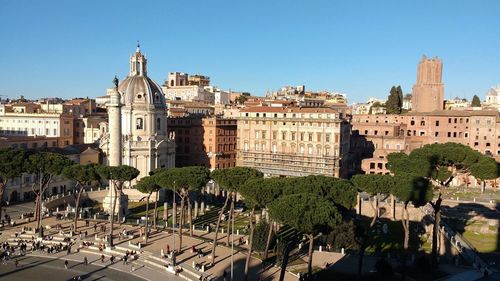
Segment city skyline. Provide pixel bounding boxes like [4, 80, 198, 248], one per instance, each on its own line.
[1, 0, 500, 103]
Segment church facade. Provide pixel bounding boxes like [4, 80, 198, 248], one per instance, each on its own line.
[100, 45, 176, 182]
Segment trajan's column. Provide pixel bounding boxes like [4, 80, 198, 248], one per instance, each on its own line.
[102, 77, 129, 216]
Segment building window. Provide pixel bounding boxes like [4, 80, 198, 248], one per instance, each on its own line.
[261, 130, 266, 139]
[272, 143, 277, 153]
[308, 133, 313, 142]
[421, 121, 425, 126]
[136, 118, 144, 130]
[300, 145, 305, 154]
[410, 121, 415, 125]
[291, 132, 296, 141]
[317, 133, 322, 142]
[370, 162, 375, 169]
[272, 131, 277, 140]
[300, 132, 305, 141]
[255, 143, 259, 151]
[325, 134, 330, 142]
[281, 131, 286, 140]
[435, 121, 440, 126]
[156, 118, 161, 130]
[255, 131, 259, 139]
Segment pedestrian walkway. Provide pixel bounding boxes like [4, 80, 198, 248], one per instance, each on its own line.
[1, 216, 297, 280]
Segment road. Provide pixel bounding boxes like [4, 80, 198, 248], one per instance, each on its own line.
[0, 255, 147, 281]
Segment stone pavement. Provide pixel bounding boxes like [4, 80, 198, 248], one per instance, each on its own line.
[0, 215, 297, 281]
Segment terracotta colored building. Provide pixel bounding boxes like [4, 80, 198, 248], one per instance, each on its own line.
[412, 55, 445, 112]
[351, 110, 500, 176]
[167, 116, 237, 170]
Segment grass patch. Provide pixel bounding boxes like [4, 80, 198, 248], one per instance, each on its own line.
[462, 231, 498, 253]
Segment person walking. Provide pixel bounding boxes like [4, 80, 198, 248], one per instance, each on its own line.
[83, 256, 88, 265]
[110, 255, 115, 263]
[101, 254, 105, 263]
[15, 259, 18, 268]
[64, 260, 68, 269]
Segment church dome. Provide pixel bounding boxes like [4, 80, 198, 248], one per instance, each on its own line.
[118, 45, 166, 108]
[118, 75, 165, 107]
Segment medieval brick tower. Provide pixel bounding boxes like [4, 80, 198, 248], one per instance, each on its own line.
[412, 55, 444, 112]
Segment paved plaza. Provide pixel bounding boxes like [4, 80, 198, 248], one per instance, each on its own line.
[0, 202, 296, 281]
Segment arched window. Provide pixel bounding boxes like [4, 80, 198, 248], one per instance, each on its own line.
[281, 142, 287, 153]
[300, 144, 305, 154]
[308, 144, 313, 155]
[136, 118, 144, 130]
[272, 143, 277, 153]
[316, 145, 322, 156]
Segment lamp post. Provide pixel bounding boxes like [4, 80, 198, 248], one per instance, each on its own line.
[172, 180, 176, 267]
[231, 204, 235, 281]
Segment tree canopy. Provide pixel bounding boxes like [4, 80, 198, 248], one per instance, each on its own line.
[97, 165, 140, 182]
[210, 167, 263, 192]
[156, 166, 210, 191]
[269, 193, 341, 235]
[471, 95, 481, 107]
[387, 143, 499, 183]
[63, 163, 101, 186]
[351, 174, 395, 195]
[26, 152, 74, 177]
[386, 85, 403, 114]
[0, 148, 28, 184]
[136, 174, 162, 194]
[281, 176, 357, 210]
[239, 177, 283, 209]
[391, 175, 433, 207]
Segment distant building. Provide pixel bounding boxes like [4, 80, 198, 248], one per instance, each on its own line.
[402, 94, 412, 110]
[167, 116, 237, 170]
[236, 106, 352, 177]
[351, 110, 500, 180]
[484, 86, 500, 111]
[412, 55, 445, 112]
[162, 72, 214, 104]
[444, 97, 470, 110]
[351, 98, 386, 115]
[0, 103, 74, 147]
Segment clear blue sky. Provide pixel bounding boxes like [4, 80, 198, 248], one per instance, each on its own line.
[1, 0, 499, 103]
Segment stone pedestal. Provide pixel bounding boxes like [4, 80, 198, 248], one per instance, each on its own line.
[103, 186, 129, 216]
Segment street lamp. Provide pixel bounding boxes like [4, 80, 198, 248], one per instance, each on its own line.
[231, 203, 235, 281]
[171, 180, 176, 267]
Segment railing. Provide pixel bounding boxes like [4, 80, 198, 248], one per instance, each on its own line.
[422, 204, 490, 271]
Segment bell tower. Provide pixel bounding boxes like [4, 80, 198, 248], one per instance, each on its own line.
[129, 41, 147, 76]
